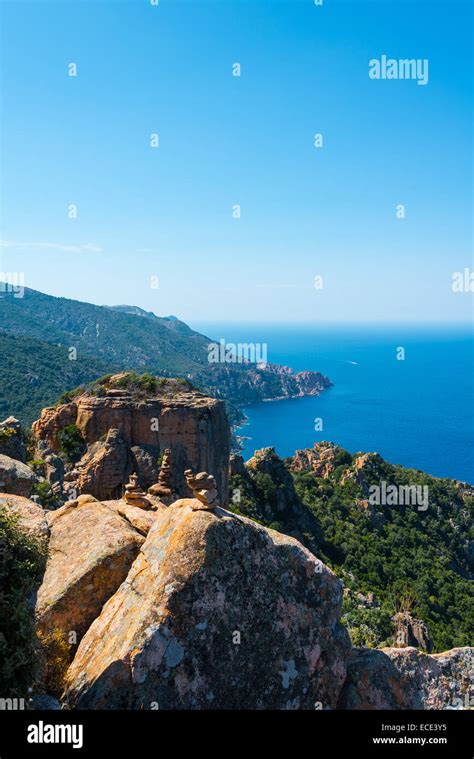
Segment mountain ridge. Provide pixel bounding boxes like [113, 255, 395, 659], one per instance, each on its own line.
[0, 287, 332, 425]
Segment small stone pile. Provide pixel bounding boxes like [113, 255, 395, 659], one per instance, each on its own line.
[123, 473, 152, 509]
[184, 469, 220, 511]
[147, 448, 175, 505]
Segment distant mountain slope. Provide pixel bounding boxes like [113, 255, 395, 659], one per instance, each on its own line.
[0, 333, 111, 424]
[0, 288, 209, 373]
[0, 287, 332, 425]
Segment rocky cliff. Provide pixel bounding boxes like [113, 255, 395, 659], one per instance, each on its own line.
[339, 646, 473, 710]
[197, 363, 332, 407]
[32, 374, 230, 505]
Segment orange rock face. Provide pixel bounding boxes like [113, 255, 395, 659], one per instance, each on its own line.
[32, 403, 77, 453]
[36, 499, 145, 647]
[32, 390, 230, 504]
[290, 442, 338, 479]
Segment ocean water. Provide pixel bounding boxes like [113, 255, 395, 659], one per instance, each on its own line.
[192, 323, 474, 483]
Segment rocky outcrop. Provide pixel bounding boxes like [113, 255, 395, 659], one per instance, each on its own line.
[33, 380, 230, 504]
[0, 493, 49, 545]
[246, 447, 303, 516]
[232, 448, 323, 549]
[229, 453, 248, 478]
[392, 611, 433, 653]
[0, 454, 37, 497]
[32, 403, 77, 450]
[251, 364, 332, 399]
[36, 498, 145, 649]
[63, 501, 350, 710]
[341, 452, 385, 495]
[290, 442, 341, 479]
[0, 416, 26, 462]
[338, 646, 473, 710]
[71, 429, 129, 501]
[198, 363, 332, 407]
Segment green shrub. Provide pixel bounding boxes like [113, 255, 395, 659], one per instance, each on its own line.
[342, 597, 393, 648]
[58, 424, 85, 464]
[36, 628, 72, 697]
[0, 507, 47, 698]
[31, 481, 62, 510]
[0, 427, 16, 444]
[138, 373, 157, 394]
[29, 459, 46, 475]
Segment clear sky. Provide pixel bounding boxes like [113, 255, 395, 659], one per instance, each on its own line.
[0, 0, 472, 324]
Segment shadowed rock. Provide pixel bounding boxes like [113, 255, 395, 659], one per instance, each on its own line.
[0, 416, 26, 462]
[0, 454, 38, 497]
[338, 646, 473, 709]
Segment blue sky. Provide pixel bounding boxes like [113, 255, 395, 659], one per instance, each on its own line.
[0, 0, 472, 324]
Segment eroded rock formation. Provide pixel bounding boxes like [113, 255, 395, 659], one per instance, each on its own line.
[32, 378, 230, 504]
[75, 428, 129, 500]
[392, 611, 433, 653]
[1, 426, 471, 711]
[290, 441, 340, 479]
[232, 447, 323, 549]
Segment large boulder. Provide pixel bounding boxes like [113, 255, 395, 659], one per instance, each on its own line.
[36, 498, 145, 647]
[0, 493, 49, 545]
[290, 441, 340, 478]
[0, 454, 37, 497]
[63, 501, 350, 710]
[0, 416, 26, 462]
[338, 646, 474, 710]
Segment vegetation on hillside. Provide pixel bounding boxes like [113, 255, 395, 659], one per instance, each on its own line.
[229, 448, 474, 652]
[0, 287, 330, 428]
[0, 333, 110, 425]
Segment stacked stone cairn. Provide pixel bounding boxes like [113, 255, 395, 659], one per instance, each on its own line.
[147, 448, 176, 505]
[184, 469, 220, 511]
[123, 472, 152, 509]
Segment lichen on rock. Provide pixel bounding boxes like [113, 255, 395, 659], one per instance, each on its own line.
[63, 501, 350, 710]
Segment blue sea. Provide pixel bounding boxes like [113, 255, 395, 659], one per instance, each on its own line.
[192, 323, 474, 484]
